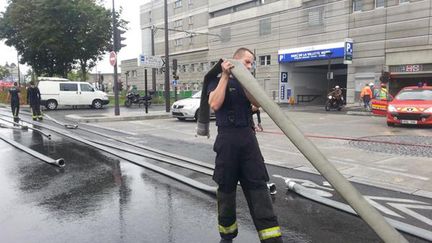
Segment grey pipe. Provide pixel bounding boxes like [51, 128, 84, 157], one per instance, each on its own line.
[0, 134, 65, 167]
[229, 59, 407, 243]
[0, 116, 51, 139]
[44, 113, 78, 129]
[286, 180, 432, 241]
[17, 117, 217, 194]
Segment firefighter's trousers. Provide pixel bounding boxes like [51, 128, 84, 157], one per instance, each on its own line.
[214, 127, 283, 243]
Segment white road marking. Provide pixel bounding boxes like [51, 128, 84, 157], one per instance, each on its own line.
[388, 203, 432, 226]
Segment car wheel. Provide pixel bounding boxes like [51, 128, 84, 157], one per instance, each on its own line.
[194, 109, 200, 121]
[387, 122, 395, 127]
[45, 100, 58, 110]
[92, 99, 103, 109]
[177, 117, 186, 121]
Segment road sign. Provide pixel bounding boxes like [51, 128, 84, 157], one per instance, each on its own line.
[138, 54, 164, 68]
[109, 51, 117, 66]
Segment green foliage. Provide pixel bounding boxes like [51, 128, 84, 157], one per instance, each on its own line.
[0, 65, 10, 79]
[0, 0, 127, 79]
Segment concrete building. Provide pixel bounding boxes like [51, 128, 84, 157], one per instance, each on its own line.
[140, 0, 432, 103]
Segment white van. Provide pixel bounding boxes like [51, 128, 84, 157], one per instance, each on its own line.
[38, 78, 110, 110]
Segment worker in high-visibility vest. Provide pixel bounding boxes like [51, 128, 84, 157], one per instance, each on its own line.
[360, 83, 373, 110]
[378, 83, 389, 100]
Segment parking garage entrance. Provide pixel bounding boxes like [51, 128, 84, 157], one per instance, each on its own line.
[278, 41, 352, 104]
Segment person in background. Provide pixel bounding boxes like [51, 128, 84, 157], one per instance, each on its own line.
[378, 83, 388, 100]
[368, 82, 375, 98]
[208, 47, 283, 243]
[360, 83, 373, 111]
[27, 81, 43, 121]
[7, 82, 21, 123]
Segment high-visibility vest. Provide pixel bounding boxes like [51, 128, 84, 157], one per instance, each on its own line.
[379, 88, 388, 100]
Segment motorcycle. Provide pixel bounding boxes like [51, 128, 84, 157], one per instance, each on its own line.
[124, 92, 152, 108]
[325, 94, 344, 111]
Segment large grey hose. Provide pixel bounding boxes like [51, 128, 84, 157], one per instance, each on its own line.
[229, 59, 407, 243]
[16, 117, 217, 194]
[0, 116, 51, 139]
[287, 180, 432, 241]
[0, 134, 65, 167]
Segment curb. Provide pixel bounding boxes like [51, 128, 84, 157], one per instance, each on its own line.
[65, 113, 171, 123]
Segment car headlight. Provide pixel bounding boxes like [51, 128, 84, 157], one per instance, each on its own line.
[424, 107, 432, 113]
[387, 105, 397, 112]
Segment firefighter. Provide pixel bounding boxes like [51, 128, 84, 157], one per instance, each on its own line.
[208, 48, 282, 243]
[378, 83, 389, 100]
[360, 83, 373, 110]
[27, 81, 43, 121]
[7, 82, 21, 123]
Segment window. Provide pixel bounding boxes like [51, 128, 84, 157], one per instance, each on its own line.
[259, 55, 271, 66]
[353, 0, 362, 12]
[308, 8, 323, 26]
[221, 27, 231, 42]
[80, 84, 94, 92]
[399, 0, 409, 3]
[175, 38, 183, 46]
[259, 18, 271, 36]
[188, 0, 193, 5]
[375, 0, 384, 8]
[188, 16, 193, 25]
[60, 83, 78, 91]
[174, 19, 182, 28]
[190, 63, 195, 72]
[174, 0, 182, 8]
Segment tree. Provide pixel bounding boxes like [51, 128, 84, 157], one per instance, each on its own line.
[0, 0, 126, 79]
[0, 65, 10, 80]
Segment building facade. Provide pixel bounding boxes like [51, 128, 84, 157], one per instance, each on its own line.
[139, 0, 432, 103]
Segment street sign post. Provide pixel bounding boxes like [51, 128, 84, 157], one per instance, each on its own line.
[138, 54, 164, 68]
[109, 51, 117, 66]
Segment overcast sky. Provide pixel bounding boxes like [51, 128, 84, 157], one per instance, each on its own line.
[0, 0, 149, 74]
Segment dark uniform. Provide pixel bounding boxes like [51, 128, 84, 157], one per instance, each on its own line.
[27, 85, 43, 121]
[208, 77, 282, 243]
[9, 86, 20, 122]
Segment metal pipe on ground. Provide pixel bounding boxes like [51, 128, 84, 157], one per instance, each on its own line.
[286, 180, 432, 242]
[0, 116, 51, 139]
[228, 59, 407, 243]
[85, 127, 277, 194]
[16, 117, 217, 195]
[0, 134, 65, 167]
[43, 113, 78, 129]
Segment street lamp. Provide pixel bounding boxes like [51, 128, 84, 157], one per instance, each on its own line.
[325, 51, 333, 93]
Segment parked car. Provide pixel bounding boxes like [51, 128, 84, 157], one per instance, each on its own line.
[38, 78, 109, 110]
[171, 91, 215, 121]
[386, 86, 432, 126]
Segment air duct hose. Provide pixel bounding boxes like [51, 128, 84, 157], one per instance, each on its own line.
[44, 113, 78, 129]
[0, 134, 65, 167]
[16, 117, 217, 195]
[286, 180, 432, 241]
[0, 116, 51, 139]
[228, 59, 407, 243]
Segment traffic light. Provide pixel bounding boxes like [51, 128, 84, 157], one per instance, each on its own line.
[172, 58, 178, 80]
[114, 28, 127, 52]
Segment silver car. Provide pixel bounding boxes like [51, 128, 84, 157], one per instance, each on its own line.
[171, 91, 215, 121]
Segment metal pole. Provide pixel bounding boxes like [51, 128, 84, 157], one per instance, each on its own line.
[17, 53, 20, 86]
[163, 0, 170, 112]
[145, 69, 148, 114]
[327, 54, 331, 93]
[112, 0, 120, 116]
[151, 25, 157, 92]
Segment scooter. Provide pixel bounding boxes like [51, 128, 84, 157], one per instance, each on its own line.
[325, 95, 344, 111]
[124, 92, 152, 108]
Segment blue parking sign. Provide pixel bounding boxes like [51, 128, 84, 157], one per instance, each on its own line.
[281, 72, 288, 83]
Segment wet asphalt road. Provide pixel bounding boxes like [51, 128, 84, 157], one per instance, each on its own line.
[0, 106, 431, 243]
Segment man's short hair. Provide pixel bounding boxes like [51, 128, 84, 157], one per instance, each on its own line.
[233, 47, 255, 59]
[13, 82, 17, 86]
